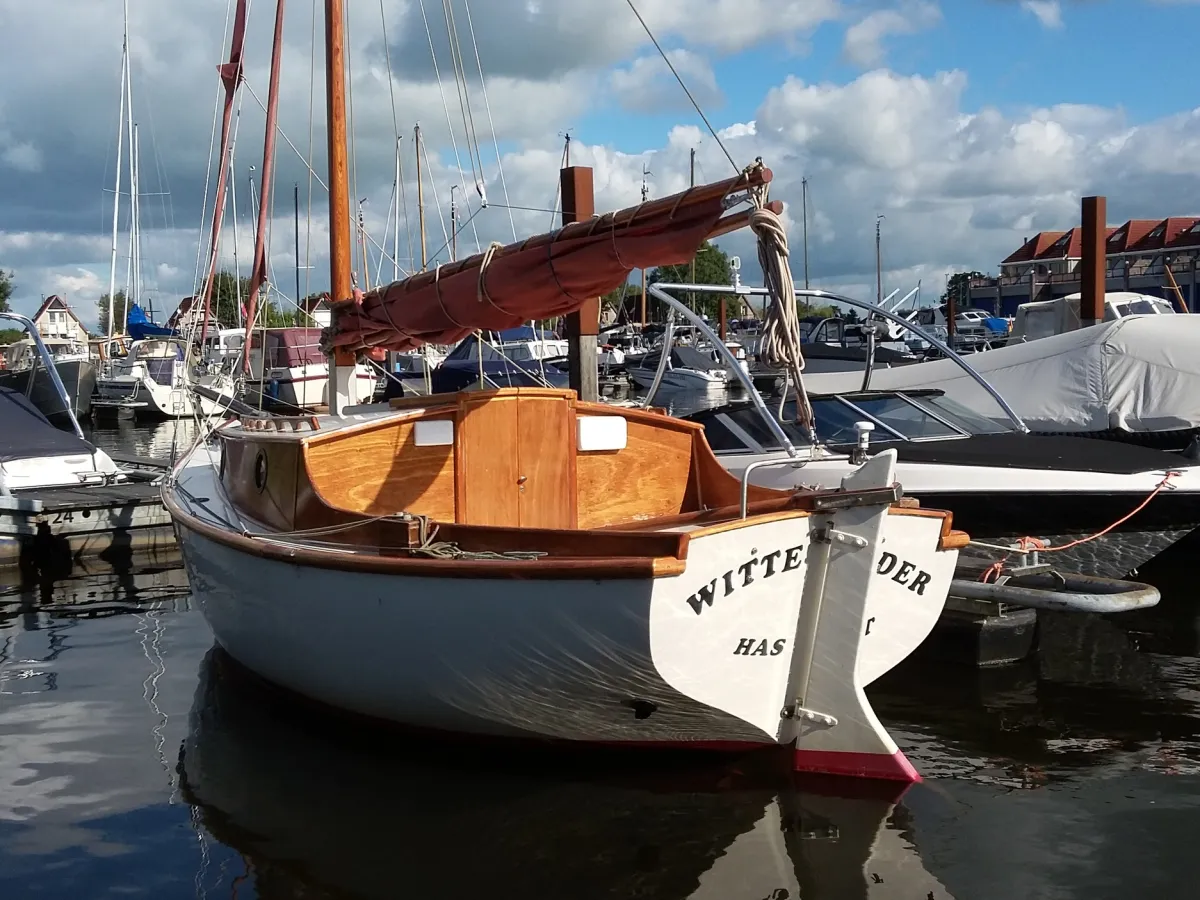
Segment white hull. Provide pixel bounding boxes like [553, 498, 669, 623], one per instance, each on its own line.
[627, 366, 728, 391]
[94, 373, 234, 418]
[247, 364, 376, 411]
[171, 450, 957, 780]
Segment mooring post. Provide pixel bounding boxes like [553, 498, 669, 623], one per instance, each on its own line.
[1080, 195, 1107, 326]
[561, 165, 599, 402]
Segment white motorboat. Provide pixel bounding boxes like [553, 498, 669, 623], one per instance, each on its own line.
[627, 345, 732, 391]
[93, 337, 236, 418]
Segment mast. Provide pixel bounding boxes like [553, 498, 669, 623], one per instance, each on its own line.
[875, 215, 884, 307]
[130, 123, 141, 323]
[198, 0, 249, 349]
[294, 182, 301, 320]
[640, 163, 649, 327]
[230, 156, 243, 329]
[450, 185, 458, 262]
[393, 136, 401, 282]
[326, 0, 356, 413]
[801, 177, 810, 291]
[106, 4, 130, 337]
[415, 123, 426, 271]
[242, 0, 288, 372]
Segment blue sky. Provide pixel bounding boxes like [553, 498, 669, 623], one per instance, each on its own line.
[581, 0, 1200, 153]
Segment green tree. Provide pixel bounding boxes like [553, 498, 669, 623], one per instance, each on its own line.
[0, 268, 13, 313]
[97, 290, 128, 334]
[941, 271, 986, 306]
[0, 269, 23, 344]
[648, 240, 736, 319]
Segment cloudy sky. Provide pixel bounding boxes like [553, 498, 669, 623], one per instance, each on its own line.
[1, 0, 1199, 328]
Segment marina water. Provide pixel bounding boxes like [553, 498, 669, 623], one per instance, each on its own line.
[3, 408, 1200, 898]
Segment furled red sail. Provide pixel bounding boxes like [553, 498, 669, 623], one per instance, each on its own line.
[325, 166, 774, 353]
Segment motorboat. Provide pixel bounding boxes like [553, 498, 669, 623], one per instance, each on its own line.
[626, 344, 732, 391]
[0, 335, 97, 426]
[431, 327, 571, 393]
[92, 337, 236, 418]
[688, 388, 1200, 578]
[167, 139, 967, 780]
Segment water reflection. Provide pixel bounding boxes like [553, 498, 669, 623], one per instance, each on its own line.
[180, 649, 955, 899]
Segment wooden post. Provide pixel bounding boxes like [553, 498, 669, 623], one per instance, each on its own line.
[1080, 195, 1106, 326]
[325, 0, 356, 411]
[561, 166, 599, 402]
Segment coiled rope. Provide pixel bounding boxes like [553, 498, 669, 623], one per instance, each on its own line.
[748, 173, 816, 440]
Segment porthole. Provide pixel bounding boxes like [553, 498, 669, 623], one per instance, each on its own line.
[254, 450, 268, 492]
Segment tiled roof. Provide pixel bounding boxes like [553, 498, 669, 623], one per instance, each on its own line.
[1128, 217, 1200, 252]
[1106, 219, 1159, 253]
[1000, 232, 1065, 265]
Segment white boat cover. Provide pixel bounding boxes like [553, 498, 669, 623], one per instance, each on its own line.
[801, 315, 1200, 435]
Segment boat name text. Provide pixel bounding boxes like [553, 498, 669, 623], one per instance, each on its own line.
[875, 551, 932, 595]
[685, 544, 805, 615]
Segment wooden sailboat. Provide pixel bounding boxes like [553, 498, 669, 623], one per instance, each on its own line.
[165, 0, 968, 782]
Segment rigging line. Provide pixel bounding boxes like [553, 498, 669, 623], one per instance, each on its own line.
[242, 81, 329, 191]
[440, 0, 483, 188]
[305, 0, 318, 301]
[416, 0, 481, 253]
[461, 0, 517, 240]
[548, 137, 568, 230]
[423, 202, 483, 266]
[623, 0, 738, 173]
[419, 136, 453, 253]
[192, 0, 238, 295]
[374, 178, 398, 285]
[379, 0, 400, 138]
[398, 136, 415, 282]
[489, 202, 562, 214]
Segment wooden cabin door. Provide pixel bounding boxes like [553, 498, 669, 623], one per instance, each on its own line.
[458, 394, 575, 529]
[515, 396, 573, 529]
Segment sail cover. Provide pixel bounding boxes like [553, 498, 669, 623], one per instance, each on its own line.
[325, 168, 771, 352]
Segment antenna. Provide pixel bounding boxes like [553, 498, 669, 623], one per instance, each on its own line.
[640, 163, 651, 203]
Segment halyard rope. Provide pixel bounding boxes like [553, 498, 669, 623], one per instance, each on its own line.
[748, 169, 816, 439]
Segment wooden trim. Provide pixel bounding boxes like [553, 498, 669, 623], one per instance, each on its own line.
[685, 509, 812, 539]
[941, 530, 971, 551]
[165, 488, 690, 581]
[888, 504, 965, 551]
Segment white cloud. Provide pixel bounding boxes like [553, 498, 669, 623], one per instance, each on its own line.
[842, 1, 942, 68]
[1020, 1, 1065, 29]
[610, 49, 723, 114]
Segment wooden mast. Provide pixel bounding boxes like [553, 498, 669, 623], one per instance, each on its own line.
[326, 0, 356, 410]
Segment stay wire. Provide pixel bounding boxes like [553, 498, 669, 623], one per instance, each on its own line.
[623, 0, 738, 173]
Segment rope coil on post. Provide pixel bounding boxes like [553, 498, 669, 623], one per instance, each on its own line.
[747, 166, 816, 439]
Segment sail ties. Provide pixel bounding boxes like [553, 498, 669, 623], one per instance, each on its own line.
[476, 240, 505, 310]
[750, 172, 816, 438]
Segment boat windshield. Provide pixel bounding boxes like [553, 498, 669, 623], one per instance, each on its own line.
[696, 390, 1012, 453]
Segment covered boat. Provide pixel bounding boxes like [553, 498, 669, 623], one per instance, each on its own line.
[800, 314, 1200, 449]
[243, 327, 376, 412]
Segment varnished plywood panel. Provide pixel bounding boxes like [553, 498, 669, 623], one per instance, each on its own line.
[305, 418, 456, 520]
[458, 397, 521, 526]
[517, 396, 574, 529]
[576, 420, 694, 528]
[222, 439, 299, 531]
